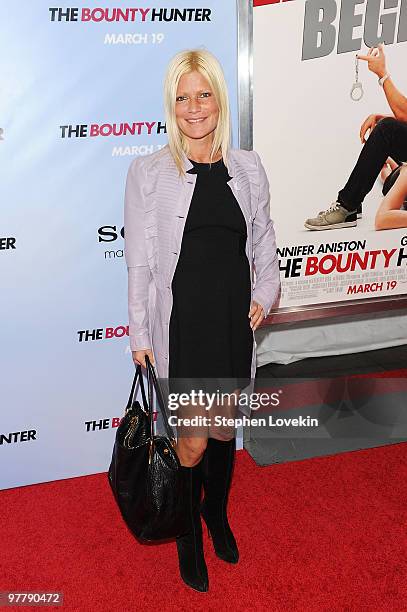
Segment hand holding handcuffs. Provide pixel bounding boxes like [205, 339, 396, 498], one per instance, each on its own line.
[350, 54, 364, 101]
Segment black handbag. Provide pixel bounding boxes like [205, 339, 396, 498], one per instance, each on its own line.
[108, 355, 188, 542]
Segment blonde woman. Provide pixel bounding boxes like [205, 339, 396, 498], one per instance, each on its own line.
[124, 48, 280, 592]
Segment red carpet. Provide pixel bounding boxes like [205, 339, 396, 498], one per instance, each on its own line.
[356, 368, 407, 377]
[1, 442, 407, 611]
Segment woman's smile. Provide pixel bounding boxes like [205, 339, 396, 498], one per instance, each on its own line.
[175, 70, 219, 143]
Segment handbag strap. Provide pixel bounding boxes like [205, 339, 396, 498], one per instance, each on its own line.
[125, 362, 149, 416]
[145, 354, 176, 442]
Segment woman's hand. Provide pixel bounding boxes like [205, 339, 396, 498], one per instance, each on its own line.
[248, 300, 265, 331]
[359, 113, 389, 144]
[357, 43, 387, 79]
[132, 349, 155, 368]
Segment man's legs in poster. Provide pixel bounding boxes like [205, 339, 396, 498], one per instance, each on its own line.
[305, 117, 407, 230]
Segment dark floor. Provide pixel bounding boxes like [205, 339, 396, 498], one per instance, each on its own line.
[246, 344, 407, 465]
[257, 343, 407, 378]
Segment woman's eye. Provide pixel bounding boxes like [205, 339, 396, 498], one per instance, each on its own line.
[175, 92, 211, 102]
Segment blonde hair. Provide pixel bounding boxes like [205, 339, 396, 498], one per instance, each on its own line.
[163, 48, 232, 177]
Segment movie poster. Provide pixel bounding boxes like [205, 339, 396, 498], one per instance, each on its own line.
[253, 0, 407, 311]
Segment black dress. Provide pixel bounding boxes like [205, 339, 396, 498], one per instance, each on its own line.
[168, 157, 253, 395]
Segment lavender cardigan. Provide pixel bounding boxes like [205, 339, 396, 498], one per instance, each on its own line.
[124, 144, 280, 392]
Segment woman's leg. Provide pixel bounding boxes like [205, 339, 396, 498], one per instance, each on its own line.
[380, 157, 399, 184]
[172, 393, 209, 592]
[209, 386, 240, 441]
[199, 387, 241, 564]
[176, 436, 208, 466]
[175, 393, 209, 465]
[375, 165, 407, 230]
[171, 379, 209, 466]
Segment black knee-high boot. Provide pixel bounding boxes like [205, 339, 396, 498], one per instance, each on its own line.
[176, 459, 209, 592]
[200, 437, 239, 564]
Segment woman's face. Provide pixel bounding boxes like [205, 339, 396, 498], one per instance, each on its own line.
[175, 70, 219, 145]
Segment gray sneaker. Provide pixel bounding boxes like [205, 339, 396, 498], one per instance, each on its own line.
[305, 202, 357, 230]
[317, 204, 362, 219]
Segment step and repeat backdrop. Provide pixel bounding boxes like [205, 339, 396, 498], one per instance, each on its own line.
[0, 1, 241, 489]
[253, 0, 407, 312]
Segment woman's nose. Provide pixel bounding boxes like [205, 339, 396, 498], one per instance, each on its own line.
[187, 97, 200, 112]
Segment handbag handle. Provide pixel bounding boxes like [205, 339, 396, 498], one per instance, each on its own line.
[125, 362, 149, 416]
[145, 354, 176, 444]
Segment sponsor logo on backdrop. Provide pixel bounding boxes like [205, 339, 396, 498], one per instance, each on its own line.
[303, 0, 407, 60]
[85, 418, 123, 431]
[1, 237, 16, 250]
[59, 124, 166, 157]
[49, 7, 212, 22]
[77, 326, 129, 342]
[85, 412, 157, 431]
[49, 7, 213, 45]
[59, 122, 165, 138]
[0, 430, 37, 445]
[98, 225, 123, 259]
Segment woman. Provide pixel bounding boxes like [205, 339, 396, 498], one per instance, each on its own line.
[124, 48, 280, 592]
[375, 163, 407, 229]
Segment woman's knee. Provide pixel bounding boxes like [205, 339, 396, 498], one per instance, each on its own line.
[178, 436, 208, 459]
